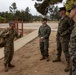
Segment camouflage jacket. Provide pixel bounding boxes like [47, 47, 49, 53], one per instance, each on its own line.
[38, 24, 51, 41]
[57, 15, 74, 37]
[69, 23, 76, 57]
[69, 23, 76, 75]
[0, 28, 20, 46]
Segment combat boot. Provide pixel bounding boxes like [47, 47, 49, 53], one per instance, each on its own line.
[4, 64, 8, 72]
[52, 57, 61, 62]
[46, 57, 50, 62]
[64, 62, 70, 72]
[40, 56, 45, 61]
[8, 63, 15, 68]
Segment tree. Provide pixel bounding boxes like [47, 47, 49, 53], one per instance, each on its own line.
[35, 0, 49, 15]
[50, 6, 60, 21]
[9, 2, 17, 14]
[25, 7, 30, 21]
[25, 7, 30, 13]
[34, 0, 76, 15]
[15, 10, 21, 20]
[34, 0, 62, 15]
[66, 0, 75, 11]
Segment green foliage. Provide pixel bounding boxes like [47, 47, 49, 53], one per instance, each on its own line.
[49, 0, 62, 4]
[0, 16, 6, 23]
[0, 16, 6, 20]
[35, 0, 49, 15]
[50, 6, 60, 20]
[34, 0, 63, 15]
[34, 0, 76, 15]
[32, 15, 42, 21]
[66, 0, 75, 10]
[0, 7, 42, 23]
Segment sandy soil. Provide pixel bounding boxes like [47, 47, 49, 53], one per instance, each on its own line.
[0, 31, 69, 75]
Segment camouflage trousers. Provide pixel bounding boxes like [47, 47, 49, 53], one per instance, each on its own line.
[4, 45, 14, 65]
[69, 57, 76, 75]
[40, 41, 49, 57]
[56, 36, 70, 62]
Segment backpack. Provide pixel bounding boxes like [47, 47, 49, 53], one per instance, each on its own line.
[0, 37, 6, 47]
[0, 28, 8, 48]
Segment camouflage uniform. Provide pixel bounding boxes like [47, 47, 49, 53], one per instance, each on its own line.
[38, 24, 51, 57]
[56, 15, 74, 62]
[69, 23, 76, 75]
[0, 28, 20, 65]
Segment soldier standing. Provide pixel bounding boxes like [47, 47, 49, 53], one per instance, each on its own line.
[0, 21, 21, 72]
[69, 4, 76, 75]
[38, 18, 51, 62]
[53, 7, 74, 72]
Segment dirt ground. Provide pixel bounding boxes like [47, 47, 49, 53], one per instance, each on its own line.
[0, 31, 69, 75]
[23, 29, 36, 35]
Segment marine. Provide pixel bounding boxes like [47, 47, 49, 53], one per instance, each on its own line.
[38, 18, 51, 62]
[68, 3, 76, 75]
[0, 21, 21, 72]
[53, 7, 74, 72]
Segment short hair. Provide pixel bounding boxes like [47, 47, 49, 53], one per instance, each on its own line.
[42, 18, 47, 21]
[9, 21, 15, 26]
[58, 7, 66, 12]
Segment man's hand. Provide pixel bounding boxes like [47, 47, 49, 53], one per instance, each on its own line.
[74, 60, 76, 62]
[39, 37, 44, 42]
[40, 37, 44, 40]
[73, 56, 76, 63]
[74, 58, 76, 63]
[5, 31, 9, 36]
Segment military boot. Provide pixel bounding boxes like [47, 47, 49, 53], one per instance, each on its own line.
[4, 64, 8, 72]
[46, 57, 50, 62]
[64, 62, 70, 72]
[52, 57, 61, 62]
[8, 63, 15, 68]
[40, 56, 45, 61]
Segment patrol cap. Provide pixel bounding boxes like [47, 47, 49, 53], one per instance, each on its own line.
[42, 18, 47, 21]
[68, 4, 76, 12]
[59, 7, 66, 12]
[9, 21, 15, 26]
